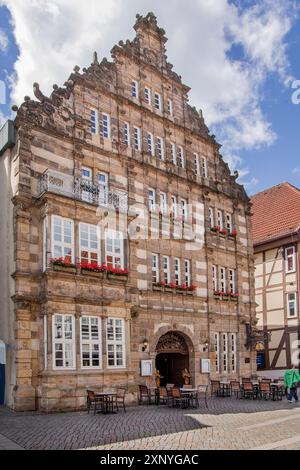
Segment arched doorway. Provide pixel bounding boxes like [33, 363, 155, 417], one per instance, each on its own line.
[155, 331, 189, 386]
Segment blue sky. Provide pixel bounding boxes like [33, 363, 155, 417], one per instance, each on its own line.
[0, 0, 299, 195]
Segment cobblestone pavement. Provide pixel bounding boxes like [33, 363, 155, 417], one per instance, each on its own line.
[1, 399, 300, 450]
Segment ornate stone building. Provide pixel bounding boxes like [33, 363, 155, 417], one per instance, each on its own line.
[0, 13, 257, 411]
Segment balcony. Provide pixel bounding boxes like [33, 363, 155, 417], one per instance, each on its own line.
[38, 169, 128, 212]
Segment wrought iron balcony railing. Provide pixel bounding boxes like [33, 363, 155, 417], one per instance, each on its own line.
[38, 169, 128, 212]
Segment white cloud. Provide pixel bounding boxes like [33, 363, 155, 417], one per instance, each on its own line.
[293, 167, 300, 174]
[1, 0, 297, 176]
[0, 28, 8, 52]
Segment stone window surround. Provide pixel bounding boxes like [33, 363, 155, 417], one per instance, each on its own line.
[48, 314, 127, 371]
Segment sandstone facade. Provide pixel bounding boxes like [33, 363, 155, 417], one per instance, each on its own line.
[0, 13, 257, 411]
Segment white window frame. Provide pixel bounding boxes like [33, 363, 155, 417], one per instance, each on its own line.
[131, 80, 138, 98]
[214, 332, 220, 373]
[212, 265, 218, 292]
[105, 230, 124, 269]
[201, 156, 207, 177]
[148, 188, 156, 212]
[42, 217, 47, 271]
[147, 133, 154, 156]
[174, 257, 181, 286]
[152, 253, 159, 284]
[106, 318, 126, 369]
[194, 153, 199, 176]
[171, 195, 177, 218]
[79, 222, 101, 265]
[51, 215, 75, 263]
[102, 113, 110, 139]
[156, 136, 164, 161]
[160, 191, 167, 214]
[133, 126, 141, 151]
[171, 143, 176, 165]
[217, 210, 223, 229]
[229, 269, 235, 294]
[220, 267, 226, 293]
[223, 333, 228, 373]
[226, 213, 233, 232]
[144, 87, 151, 105]
[124, 122, 130, 146]
[178, 146, 185, 168]
[180, 198, 188, 221]
[52, 314, 76, 370]
[167, 98, 173, 116]
[184, 259, 191, 287]
[285, 246, 296, 273]
[90, 109, 98, 134]
[80, 316, 102, 369]
[209, 207, 215, 228]
[154, 92, 162, 111]
[163, 256, 171, 284]
[231, 333, 237, 373]
[287, 293, 297, 318]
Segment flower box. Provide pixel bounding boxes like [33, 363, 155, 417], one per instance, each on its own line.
[52, 264, 77, 274]
[107, 273, 128, 281]
[176, 289, 186, 295]
[165, 287, 175, 293]
[81, 268, 103, 279]
[153, 284, 163, 291]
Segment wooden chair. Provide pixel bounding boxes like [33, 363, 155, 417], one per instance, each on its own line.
[138, 385, 150, 405]
[261, 377, 272, 383]
[182, 384, 193, 389]
[115, 387, 127, 412]
[196, 385, 208, 408]
[158, 387, 169, 405]
[242, 382, 255, 399]
[259, 382, 271, 400]
[241, 377, 251, 383]
[230, 381, 241, 398]
[171, 387, 190, 408]
[86, 390, 104, 415]
[210, 380, 221, 397]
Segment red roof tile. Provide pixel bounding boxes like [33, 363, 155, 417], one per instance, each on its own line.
[251, 182, 300, 246]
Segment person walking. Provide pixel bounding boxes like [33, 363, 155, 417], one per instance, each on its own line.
[284, 365, 300, 403]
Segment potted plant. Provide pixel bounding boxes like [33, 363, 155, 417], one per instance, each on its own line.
[222, 291, 230, 301]
[214, 290, 221, 299]
[210, 226, 220, 234]
[219, 228, 228, 236]
[230, 292, 239, 301]
[50, 257, 77, 273]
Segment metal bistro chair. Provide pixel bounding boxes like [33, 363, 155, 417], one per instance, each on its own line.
[210, 380, 221, 397]
[87, 389, 104, 415]
[230, 381, 241, 399]
[158, 387, 170, 406]
[242, 382, 256, 400]
[171, 387, 190, 409]
[259, 382, 272, 400]
[116, 387, 127, 412]
[138, 385, 150, 405]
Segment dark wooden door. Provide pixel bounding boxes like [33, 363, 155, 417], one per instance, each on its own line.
[156, 353, 189, 386]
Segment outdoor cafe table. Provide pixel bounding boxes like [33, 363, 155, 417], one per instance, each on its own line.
[93, 391, 118, 414]
[180, 388, 198, 407]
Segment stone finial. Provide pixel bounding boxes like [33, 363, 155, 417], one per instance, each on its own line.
[134, 11, 166, 36]
[33, 82, 48, 102]
[24, 96, 31, 102]
[93, 51, 99, 64]
[53, 84, 58, 90]
[11, 105, 18, 112]
[73, 65, 80, 73]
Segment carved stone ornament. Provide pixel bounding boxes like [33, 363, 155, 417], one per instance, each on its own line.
[156, 332, 188, 354]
